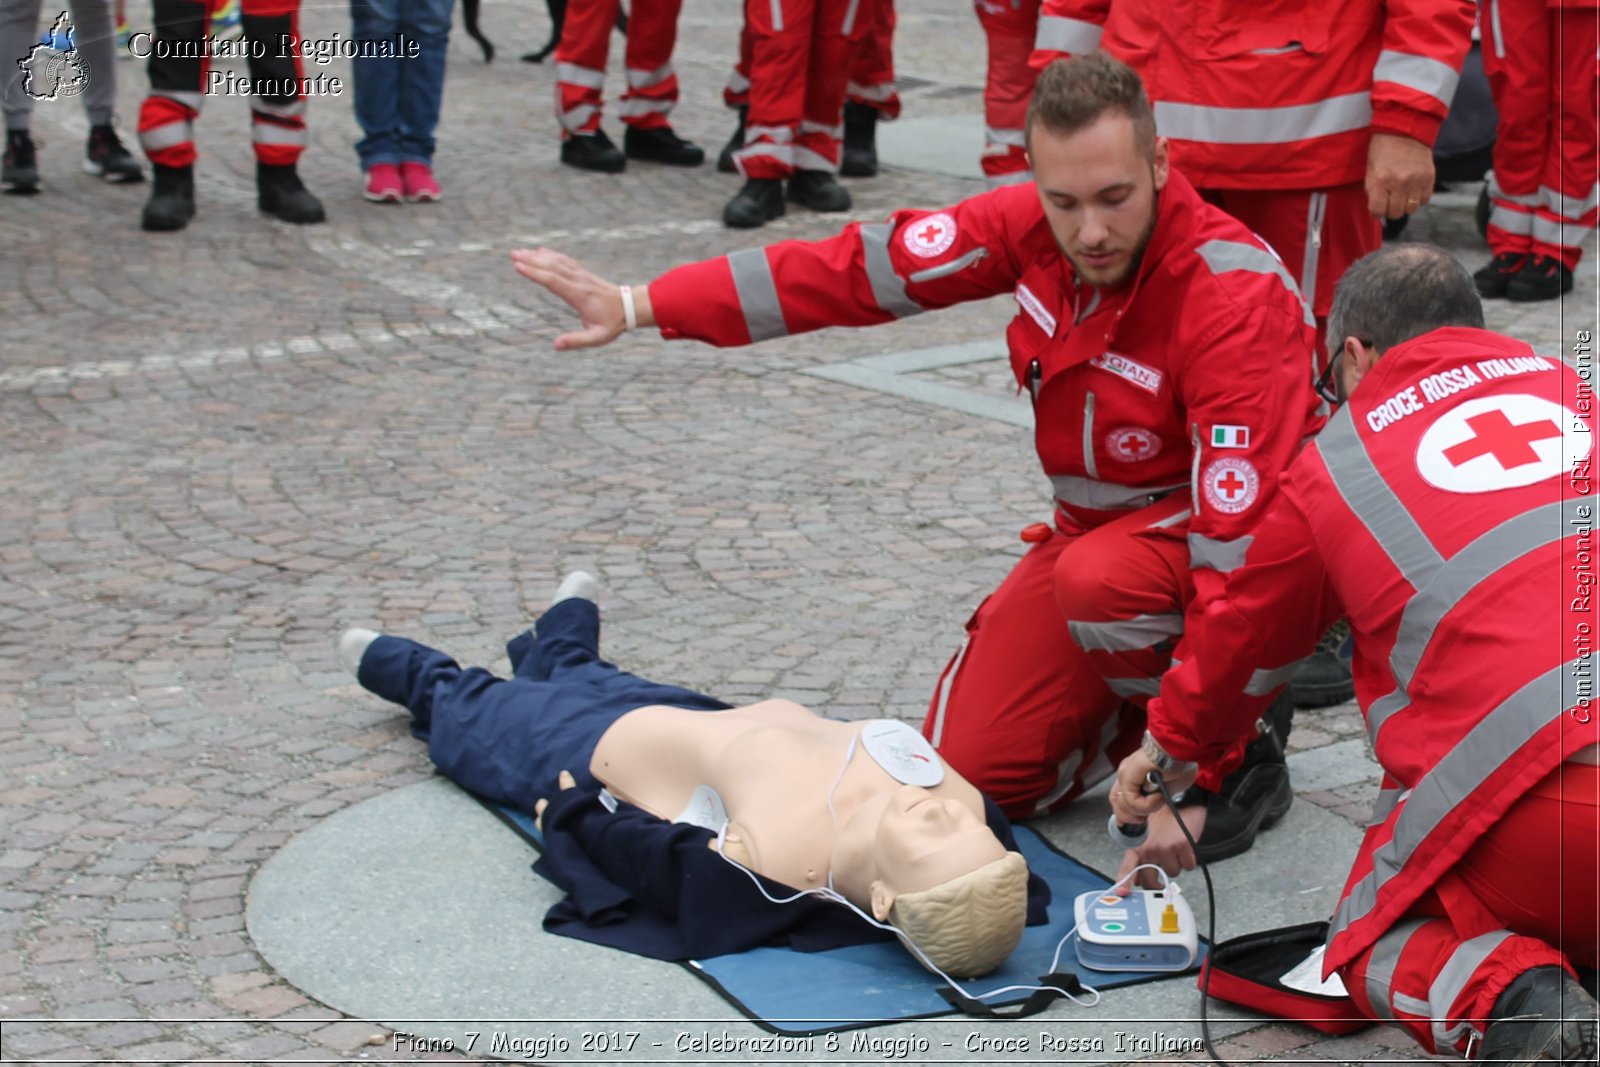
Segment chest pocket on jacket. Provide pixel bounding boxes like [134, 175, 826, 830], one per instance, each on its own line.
[1006, 267, 1068, 392]
[1190, 1, 1331, 59]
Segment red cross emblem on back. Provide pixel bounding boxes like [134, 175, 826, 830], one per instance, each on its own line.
[1442, 410, 1563, 469]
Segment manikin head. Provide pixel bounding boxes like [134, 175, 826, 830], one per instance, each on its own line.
[834, 785, 1030, 977]
[1025, 52, 1169, 289]
[1321, 243, 1486, 404]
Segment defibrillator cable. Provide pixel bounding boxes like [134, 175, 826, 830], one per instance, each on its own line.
[1144, 770, 1231, 1067]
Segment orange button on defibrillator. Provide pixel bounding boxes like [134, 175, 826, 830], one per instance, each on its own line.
[1020, 523, 1052, 543]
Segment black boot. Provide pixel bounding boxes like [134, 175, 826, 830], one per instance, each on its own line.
[560, 129, 626, 173]
[786, 169, 851, 212]
[1506, 254, 1575, 302]
[257, 163, 325, 224]
[840, 101, 879, 178]
[623, 125, 705, 166]
[141, 164, 195, 231]
[2, 129, 40, 193]
[1479, 966, 1598, 1065]
[717, 106, 747, 174]
[1473, 252, 1527, 299]
[85, 125, 144, 183]
[1289, 620, 1353, 707]
[1190, 691, 1293, 864]
[723, 178, 784, 229]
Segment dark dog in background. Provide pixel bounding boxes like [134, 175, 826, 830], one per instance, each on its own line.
[520, 0, 628, 63]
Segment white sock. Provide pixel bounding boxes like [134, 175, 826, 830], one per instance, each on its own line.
[551, 570, 601, 607]
[338, 628, 380, 676]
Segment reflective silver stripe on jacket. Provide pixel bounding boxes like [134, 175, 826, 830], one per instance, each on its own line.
[1328, 660, 1571, 942]
[1154, 92, 1371, 146]
[1373, 50, 1461, 109]
[1068, 613, 1183, 653]
[1050, 473, 1186, 511]
[1194, 239, 1315, 326]
[1188, 532, 1253, 573]
[1035, 14, 1102, 54]
[859, 222, 925, 320]
[1243, 661, 1300, 697]
[1318, 408, 1444, 580]
[727, 248, 787, 341]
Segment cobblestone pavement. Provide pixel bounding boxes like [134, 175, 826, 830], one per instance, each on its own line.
[1, 1, 1595, 1063]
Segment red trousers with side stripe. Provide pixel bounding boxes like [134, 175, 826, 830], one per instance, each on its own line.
[1481, 1, 1600, 268]
[975, 0, 1040, 185]
[1339, 761, 1599, 1055]
[553, 0, 683, 136]
[922, 495, 1193, 818]
[725, 0, 899, 119]
[137, 0, 308, 168]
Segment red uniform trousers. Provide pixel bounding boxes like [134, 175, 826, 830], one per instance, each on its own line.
[554, 0, 682, 136]
[1481, 1, 1600, 269]
[731, 0, 853, 177]
[923, 494, 1192, 818]
[724, 0, 900, 119]
[1201, 185, 1382, 339]
[975, 0, 1040, 185]
[1340, 761, 1599, 1055]
[137, 0, 308, 168]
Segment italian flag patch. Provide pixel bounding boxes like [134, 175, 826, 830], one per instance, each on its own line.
[1210, 425, 1250, 448]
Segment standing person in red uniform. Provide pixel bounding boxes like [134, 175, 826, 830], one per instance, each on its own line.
[1473, 0, 1599, 302]
[717, 0, 899, 180]
[1031, 0, 1474, 343]
[508, 55, 1323, 856]
[975, 0, 1041, 186]
[553, 0, 704, 173]
[137, 0, 326, 231]
[719, 0, 858, 228]
[1112, 243, 1598, 1063]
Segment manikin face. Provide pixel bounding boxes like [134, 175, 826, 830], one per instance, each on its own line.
[1028, 113, 1168, 289]
[870, 785, 1007, 896]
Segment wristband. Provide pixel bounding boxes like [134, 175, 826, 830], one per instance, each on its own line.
[619, 285, 637, 332]
[1140, 730, 1198, 776]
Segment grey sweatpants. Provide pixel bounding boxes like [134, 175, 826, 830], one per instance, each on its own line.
[1, 0, 119, 129]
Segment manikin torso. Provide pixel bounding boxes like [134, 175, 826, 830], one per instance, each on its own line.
[589, 700, 988, 894]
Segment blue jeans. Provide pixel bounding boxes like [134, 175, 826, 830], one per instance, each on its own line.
[357, 599, 730, 811]
[349, 0, 455, 168]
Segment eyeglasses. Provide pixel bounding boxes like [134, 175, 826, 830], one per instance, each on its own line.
[1314, 340, 1371, 406]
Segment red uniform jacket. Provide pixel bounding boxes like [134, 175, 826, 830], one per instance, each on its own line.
[1031, 0, 1476, 189]
[1142, 326, 1598, 973]
[650, 172, 1322, 783]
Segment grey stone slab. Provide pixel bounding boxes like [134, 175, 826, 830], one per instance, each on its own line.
[249, 777, 1299, 1064]
[878, 114, 989, 182]
[1287, 739, 1382, 794]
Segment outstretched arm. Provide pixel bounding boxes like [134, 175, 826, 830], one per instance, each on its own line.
[510, 248, 656, 351]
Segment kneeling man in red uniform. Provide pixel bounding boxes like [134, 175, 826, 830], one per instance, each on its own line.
[1113, 243, 1598, 1063]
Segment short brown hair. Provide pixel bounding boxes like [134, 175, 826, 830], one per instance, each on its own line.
[1025, 52, 1157, 159]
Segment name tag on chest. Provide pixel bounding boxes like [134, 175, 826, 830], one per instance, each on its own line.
[1090, 350, 1164, 395]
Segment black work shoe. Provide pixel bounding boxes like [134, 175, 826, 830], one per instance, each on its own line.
[717, 106, 746, 174]
[623, 125, 705, 167]
[1474, 252, 1527, 298]
[1506, 255, 1575, 302]
[723, 177, 784, 228]
[560, 129, 626, 173]
[85, 125, 144, 183]
[786, 169, 851, 212]
[1479, 966, 1598, 1065]
[256, 163, 325, 224]
[1290, 620, 1354, 707]
[1192, 692, 1293, 865]
[141, 164, 195, 231]
[2, 129, 39, 193]
[840, 101, 879, 178]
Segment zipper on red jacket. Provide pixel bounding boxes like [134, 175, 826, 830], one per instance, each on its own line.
[1083, 392, 1099, 479]
[1028, 358, 1042, 400]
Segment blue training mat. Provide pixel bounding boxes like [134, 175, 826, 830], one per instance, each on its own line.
[489, 801, 1206, 1035]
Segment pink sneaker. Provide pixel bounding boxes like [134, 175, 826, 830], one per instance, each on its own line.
[401, 161, 441, 203]
[364, 162, 402, 203]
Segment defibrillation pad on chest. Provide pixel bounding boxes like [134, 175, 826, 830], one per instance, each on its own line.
[860, 720, 944, 787]
[673, 784, 729, 831]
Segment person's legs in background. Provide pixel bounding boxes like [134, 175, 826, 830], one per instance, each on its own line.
[554, 0, 626, 172]
[1476, 0, 1552, 299]
[840, 0, 896, 178]
[395, 0, 455, 200]
[617, 0, 703, 166]
[351, 0, 405, 200]
[974, 0, 1040, 187]
[242, 0, 324, 222]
